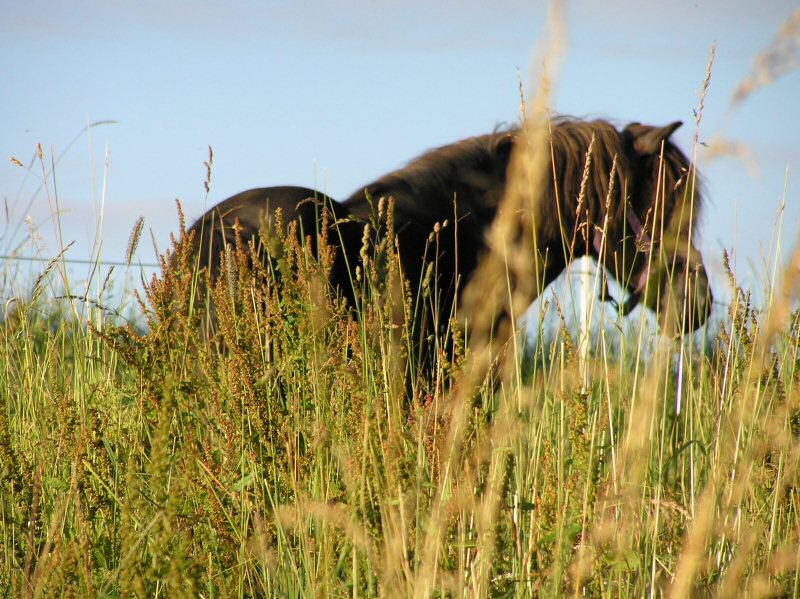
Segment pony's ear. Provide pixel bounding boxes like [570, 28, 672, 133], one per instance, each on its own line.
[628, 121, 683, 155]
[494, 132, 516, 162]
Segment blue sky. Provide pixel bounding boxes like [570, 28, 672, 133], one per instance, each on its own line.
[2, 1, 799, 312]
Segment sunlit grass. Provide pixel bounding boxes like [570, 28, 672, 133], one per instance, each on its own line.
[2, 160, 799, 597]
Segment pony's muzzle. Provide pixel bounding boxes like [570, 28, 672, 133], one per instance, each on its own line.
[685, 262, 713, 331]
[657, 260, 713, 334]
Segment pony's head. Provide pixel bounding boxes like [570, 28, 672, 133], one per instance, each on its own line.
[611, 121, 713, 334]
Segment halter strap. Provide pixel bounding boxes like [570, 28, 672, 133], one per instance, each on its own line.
[591, 205, 652, 313]
[626, 208, 651, 296]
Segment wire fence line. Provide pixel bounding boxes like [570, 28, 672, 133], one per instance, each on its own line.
[0, 253, 762, 312]
[0, 254, 161, 268]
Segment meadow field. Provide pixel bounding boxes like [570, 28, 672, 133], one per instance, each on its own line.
[2, 143, 799, 599]
[3, 18, 800, 599]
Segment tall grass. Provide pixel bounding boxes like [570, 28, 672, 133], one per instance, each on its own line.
[3, 13, 800, 599]
[3, 193, 798, 597]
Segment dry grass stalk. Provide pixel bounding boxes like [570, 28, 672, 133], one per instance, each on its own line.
[731, 8, 800, 106]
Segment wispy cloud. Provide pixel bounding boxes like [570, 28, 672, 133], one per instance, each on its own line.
[3, 0, 546, 50]
[6, 0, 794, 57]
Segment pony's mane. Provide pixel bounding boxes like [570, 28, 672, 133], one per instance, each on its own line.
[346, 131, 514, 223]
[347, 117, 703, 244]
[545, 117, 703, 244]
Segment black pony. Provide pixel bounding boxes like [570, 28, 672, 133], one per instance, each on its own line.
[185, 118, 712, 354]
